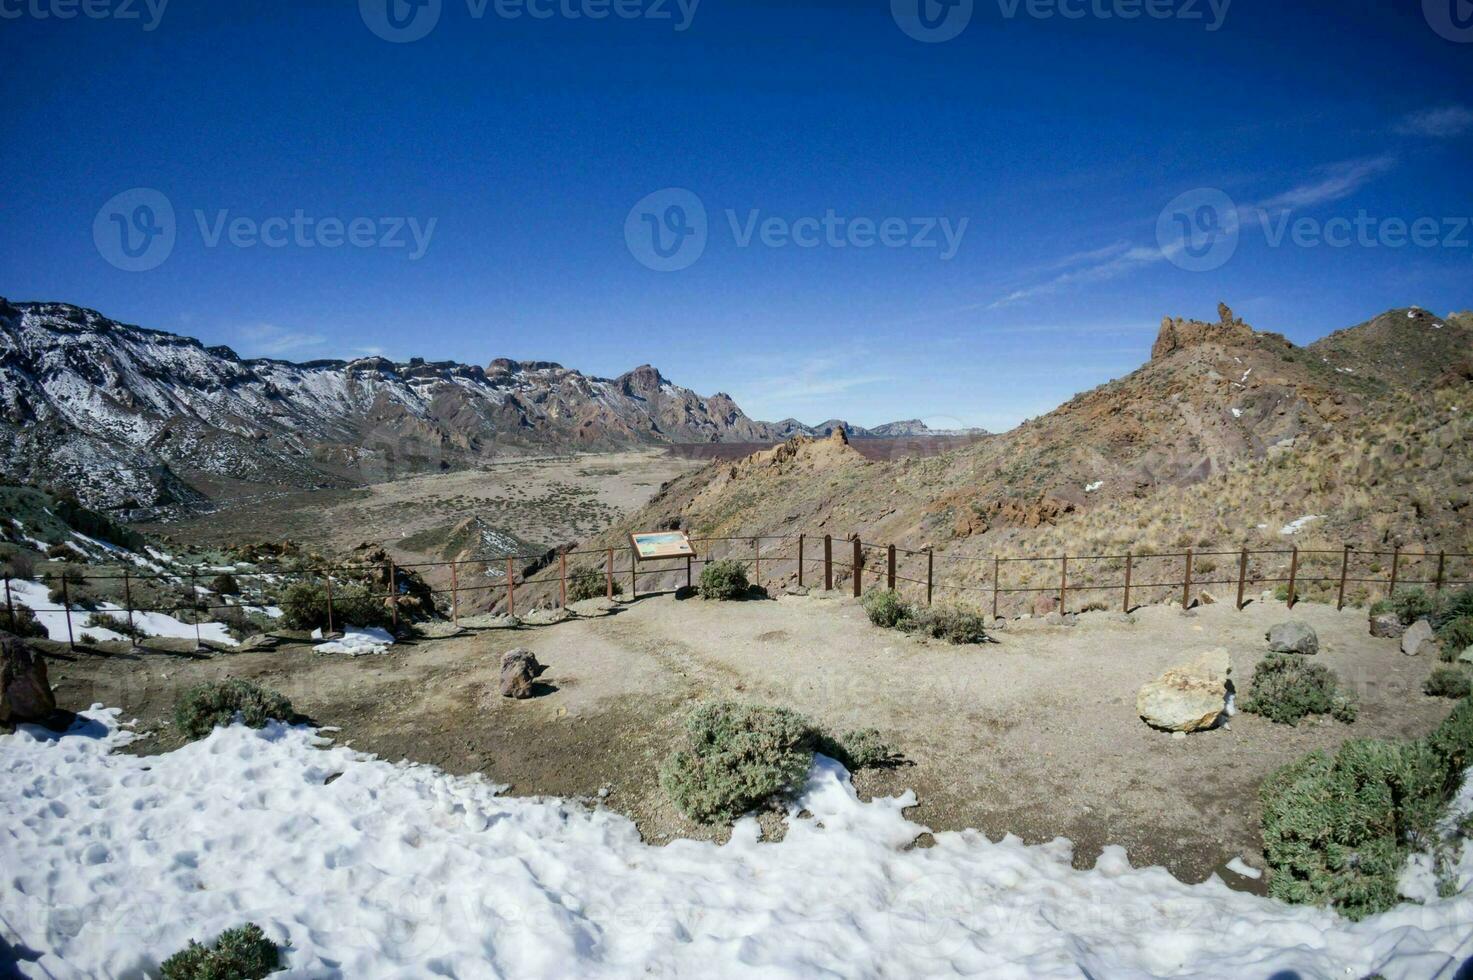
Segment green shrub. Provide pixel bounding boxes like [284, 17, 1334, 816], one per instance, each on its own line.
[904, 605, 989, 645]
[278, 579, 389, 631]
[1389, 588, 1437, 626]
[1437, 616, 1473, 661]
[1427, 697, 1473, 780]
[1260, 737, 1449, 920]
[173, 679, 293, 741]
[661, 701, 815, 822]
[1239, 654, 1346, 726]
[824, 728, 900, 769]
[1432, 587, 1473, 629]
[567, 565, 620, 602]
[1330, 691, 1360, 723]
[6, 605, 49, 639]
[160, 922, 281, 979]
[1425, 667, 1472, 699]
[698, 559, 749, 601]
[861, 589, 912, 628]
[210, 573, 241, 596]
[84, 611, 145, 640]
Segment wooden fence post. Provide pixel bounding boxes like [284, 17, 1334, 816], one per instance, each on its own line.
[1336, 545, 1351, 611]
[852, 537, 862, 598]
[123, 568, 136, 642]
[686, 555, 692, 590]
[992, 556, 1000, 619]
[189, 569, 202, 651]
[824, 535, 833, 591]
[559, 553, 568, 608]
[1059, 556, 1067, 613]
[506, 557, 515, 616]
[61, 575, 75, 649]
[1181, 548, 1193, 610]
[2, 575, 13, 632]
[450, 560, 460, 626]
[1286, 547, 1299, 609]
[887, 544, 896, 591]
[753, 538, 761, 590]
[389, 560, 400, 628]
[926, 548, 934, 607]
[606, 547, 614, 599]
[1123, 553, 1133, 613]
[1388, 546, 1400, 598]
[797, 534, 805, 588]
[323, 572, 335, 637]
[1434, 551, 1447, 596]
[1236, 548, 1248, 610]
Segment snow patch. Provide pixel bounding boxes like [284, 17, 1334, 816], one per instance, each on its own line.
[1, 710, 1470, 978]
[1084, 481, 1103, 493]
[312, 626, 394, 656]
[1279, 515, 1323, 536]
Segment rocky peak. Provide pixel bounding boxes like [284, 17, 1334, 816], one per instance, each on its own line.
[617, 364, 666, 396]
[1151, 302, 1257, 360]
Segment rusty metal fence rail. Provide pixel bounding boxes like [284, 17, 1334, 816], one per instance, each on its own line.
[3, 534, 1469, 652]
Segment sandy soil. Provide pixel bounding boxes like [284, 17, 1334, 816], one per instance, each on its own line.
[139, 450, 704, 557]
[38, 592, 1454, 890]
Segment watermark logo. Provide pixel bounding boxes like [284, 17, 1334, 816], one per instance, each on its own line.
[1156, 187, 1239, 272]
[94, 187, 176, 272]
[359, 0, 442, 42]
[624, 188, 708, 272]
[93, 190, 437, 270]
[891, 0, 974, 43]
[0, 0, 169, 30]
[1423, 0, 1473, 42]
[624, 189, 970, 270]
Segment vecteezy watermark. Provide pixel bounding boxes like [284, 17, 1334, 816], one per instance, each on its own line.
[1156, 187, 1240, 272]
[892, 0, 1228, 41]
[93, 188, 437, 271]
[1423, 0, 1473, 42]
[1157, 187, 1471, 272]
[0, 0, 168, 30]
[891, 0, 974, 43]
[624, 188, 969, 271]
[359, 0, 697, 42]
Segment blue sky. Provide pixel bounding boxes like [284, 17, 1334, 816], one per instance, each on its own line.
[1, 0, 1470, 431]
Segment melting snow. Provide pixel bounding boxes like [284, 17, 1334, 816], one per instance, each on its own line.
[312, 626, 394, 656]
[1, 709, 1470, 978]
[1084, 481, 1103, 493]
[5, 579, 238, 646]
[1279, 515, 1323, 536]
[1225, 857, 1262, 881]
[1231, 408, 1243, 419]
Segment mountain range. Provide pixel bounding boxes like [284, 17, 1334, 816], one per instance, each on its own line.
[556, 303, 1472, 606]
[0, 298, 969, 513]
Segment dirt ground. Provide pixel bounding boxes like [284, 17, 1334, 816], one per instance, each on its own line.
[139, 450, 704, 557]
[39, 592, 1455, 890]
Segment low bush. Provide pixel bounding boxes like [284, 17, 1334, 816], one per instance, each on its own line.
[698, 559, 749, 601]
[861, 589, 911, 628]
[1390, 587, 1439, 625]
[567, 565, 620, 602]
[278, 579, 389, 631]
[1239, 654, 1351, 726]
[1425, 667, 1472, 699]
[660, 701, 898, 823]
[210, 572, 241, 596]
[1437, 616, 1473, 661]
[173, 679, 293, 741]
[83, 611, 144, 640]
[1261, 697, 1473, 919]
[160, 922, 281, 979]
[907, 605, 989, 645]
[1433, 587, 1473, 629]
[6, 605, 49, 639]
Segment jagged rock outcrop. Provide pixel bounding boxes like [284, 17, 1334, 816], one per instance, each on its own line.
[1151, 303, 1258, 360]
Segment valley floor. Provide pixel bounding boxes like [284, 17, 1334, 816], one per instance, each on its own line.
[42, 591, 1453, 885]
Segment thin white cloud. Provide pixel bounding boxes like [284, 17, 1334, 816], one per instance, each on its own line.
[236, 323, 327, 358]
[988, 244, 1175, 308]
[1250, 155, 1397, 214]
[1394, 105, 1473, 139]
[733, 356, 891, 418]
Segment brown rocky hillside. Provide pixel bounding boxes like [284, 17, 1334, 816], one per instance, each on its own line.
[544, 304, 1472, 611]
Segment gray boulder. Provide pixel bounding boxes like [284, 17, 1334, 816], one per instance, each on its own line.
[1402, 619, 1435, 657]
[1459, 646, 1473, 666]
[1369, 613, 1404, 639]
[1, 632, 56, 727]
[521, 608, 570, 626]
[1266, 621, 1319, 655]
[1137, 648, 1231, 733]
[499, 648, 545, 699]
